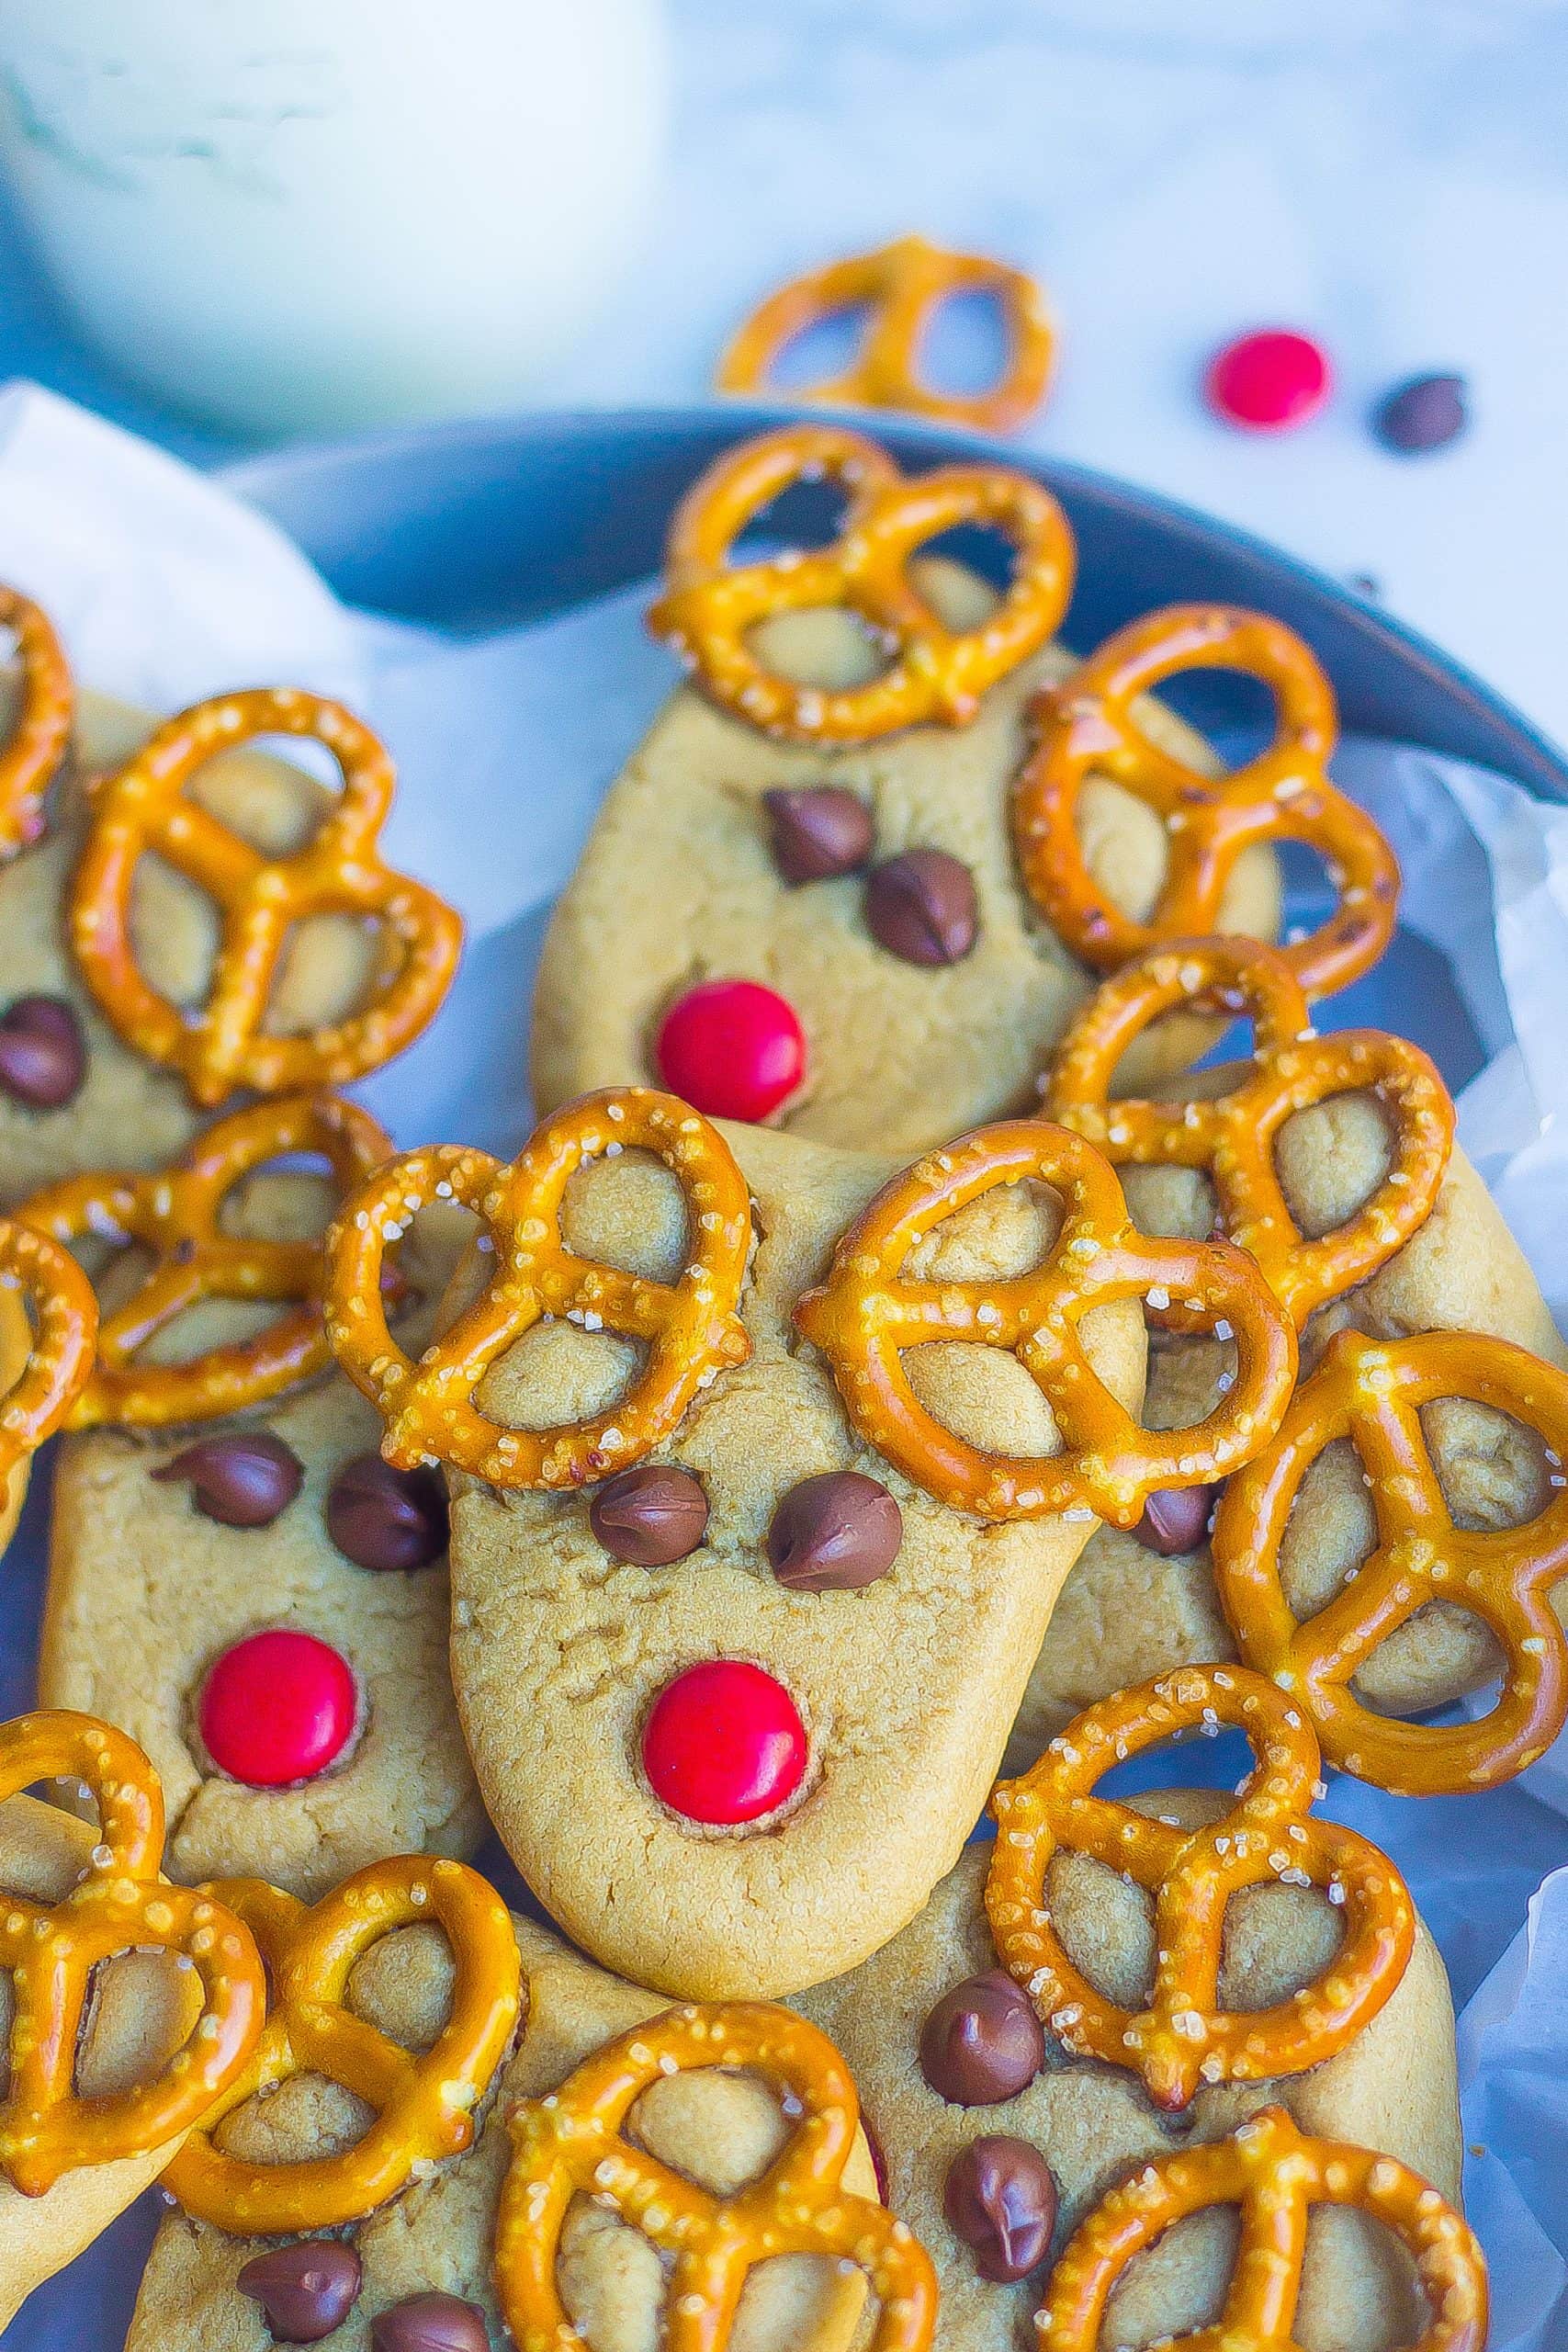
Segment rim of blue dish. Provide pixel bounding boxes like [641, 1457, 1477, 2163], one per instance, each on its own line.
[224, 399, 1568, 804]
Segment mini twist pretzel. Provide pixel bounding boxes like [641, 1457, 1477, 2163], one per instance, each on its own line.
[1036, 2104, 1486, 2352]
[164, 1853, 521, 2232]
[0, 1708, 265, 2198]
[716, 236, 1054, 434]
[794, 1119, 1296, 1525]
[1045, 935, 1454, 1328]
[1013, 605, 1400, 999]
[17, 1091, 394, 1429]
[1212, 1327, 1568, 1795]
[495, 2000, 938, 2352]
[987, 1665, 1415, 2111]
[326, 1087, 753, 1487]
[0, 584, 73, 861]
[0, 1216, 99, 1485]
[647, 423, 1075, 742]
[68, 686, 463, 1107]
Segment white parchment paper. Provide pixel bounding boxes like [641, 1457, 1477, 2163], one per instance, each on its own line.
[1, 381, 1566, 2349]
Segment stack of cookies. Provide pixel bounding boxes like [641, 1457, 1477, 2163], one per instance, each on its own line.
[1, 421, 1549, 2348]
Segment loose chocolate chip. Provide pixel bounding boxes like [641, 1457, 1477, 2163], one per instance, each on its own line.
[864, 849, 977, 967]
[943, 2136, 1058, 2283]
[0, 995, 85, 1111]
[768, 1470, 902, 1591]
[1131, 1484, 1217, 1557]
[919, 1969, 1045, 2106]
[590, 1464, 710, 1566]
[764, 786, 874, 884]
[152, 1432, 304, 1529]
[1373, 372, 1468, 455]
[370, 2293, 491, 2352]
[237, 2240, 363, 2343]
[326, 1454, 448, 1571]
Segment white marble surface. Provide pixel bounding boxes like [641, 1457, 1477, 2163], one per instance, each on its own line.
[3, 3, 1566, 741]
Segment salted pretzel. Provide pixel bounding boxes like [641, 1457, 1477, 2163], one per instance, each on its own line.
[647, 423, 1075, 742]
[0, 584, 73, 861]
[987, 1665, 1415, 2111]
[1045, 935, 1454, 1328]
[716, 236, 1053, 434]
[0, 1709, 264, 2197]
[67, 686, 463, 1107]
[0, 1216, 99, 1484]
[327, 1087, 752, 1488]
[1036, 2104, 1486, 2352]
[17, 1091, 394, 1429]
[496, 2001, 937, 2352]
[1013, 604, 1400, 999]
[1212, 1327, 1568, 1795]
[794, 1119, 1296, 1525]
[164, 1854, 521, 2232]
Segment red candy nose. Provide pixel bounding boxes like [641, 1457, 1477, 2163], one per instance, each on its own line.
[199, 1629, 358, 1787]
[656, 979, 806, 1123]
[1205, 329, 1331, 431]
[642, 1659, 807, 1825]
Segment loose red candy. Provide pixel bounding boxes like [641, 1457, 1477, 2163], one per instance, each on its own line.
[1206, 329, 1331, 432]
[199, 1628, 358, 1787]
[642, 1659, 807, 1824]
[655, 978, 806, 1122]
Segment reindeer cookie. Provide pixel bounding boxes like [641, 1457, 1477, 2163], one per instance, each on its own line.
[38, 1148, 483, 1900]
[326, 1086, 1296, 1999]
[1012, 938, 1568, 1780]
[0, 638, 459, 1204]
[801, 1680, 1463, 2352]
[0, 1710, 264, 2329]
[130, 1863, 908, 2352]
[532, 426, 1286, 1156]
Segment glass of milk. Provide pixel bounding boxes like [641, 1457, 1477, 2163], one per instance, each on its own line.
[0, 0, 669, 438]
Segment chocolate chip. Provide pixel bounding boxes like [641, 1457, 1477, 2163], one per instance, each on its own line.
[1373, 372, 1468, 454]
[370, 2293, 491, 2352]
[152, 1432, 304, 1529]
[237, 2241, 363, 2342]
[0, 995, 85, 1111]
[590, 1464, 709, 1566]
[942, 2136, 1057, 2283]
[919, 1969, 1044, 2105]
[764, 786, 874, 884]
[1131, 1484, 1217, 1557]
[863, 849, 976, 967]
[325, 1454, 448, 1571]
[768, 1470, 902, 1591]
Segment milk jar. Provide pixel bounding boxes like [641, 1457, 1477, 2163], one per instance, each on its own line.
[0, 0, 669, 436]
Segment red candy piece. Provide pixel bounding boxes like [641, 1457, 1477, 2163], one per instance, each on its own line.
[1206, 329, 1331, 431]
[198, 1629, 359, 1787]
[656, 979, 806, 1123]
[641, 1659, 808, 1825]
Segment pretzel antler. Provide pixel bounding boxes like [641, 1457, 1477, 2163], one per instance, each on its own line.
[0, 585, 73, 860]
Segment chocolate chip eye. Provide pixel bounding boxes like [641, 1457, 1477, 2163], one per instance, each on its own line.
[369, 2293, 491, 2352]
[863, 848, 977, 967]
[152, 1432, 303, 1529]
[326, 1454, 448, 1571]
[942, 2135, 1058, 2282]
[237, 2240, 362, 2340]
[919, 1969, 1044, 2105]
[590, 1464, 709, 1566]
[764, 785, 874, 884]
[0, 994, 86, 1110]
[767, 1469, 902, 1591]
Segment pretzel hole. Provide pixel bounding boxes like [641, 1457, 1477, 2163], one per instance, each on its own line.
[1100, 2198, 1427, 2350]
[1044, 1789, 1342, 2028]
[558, 2066, 878, 2352]
[764, 303, 874, 394]
[213, 1920, 459, 2170]
[1277, 1402, 1554, 1713]
[746, 553, 996, 692]
[913, 287, 1016, 399]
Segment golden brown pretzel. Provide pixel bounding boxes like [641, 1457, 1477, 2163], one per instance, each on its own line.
[1045, 934, 1454, 1326]
[68, 686, 463, 1106]
[1013, 604, 1399, 998]
[496, 2001, 937, 2352]
[0, 584, 73, 860]
[987, 1665, 1416, 2110]
[795, 1118, 1297, 1524]
[1213, 1327, 1568, 1794]
[0, 1216, 98, 1485]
